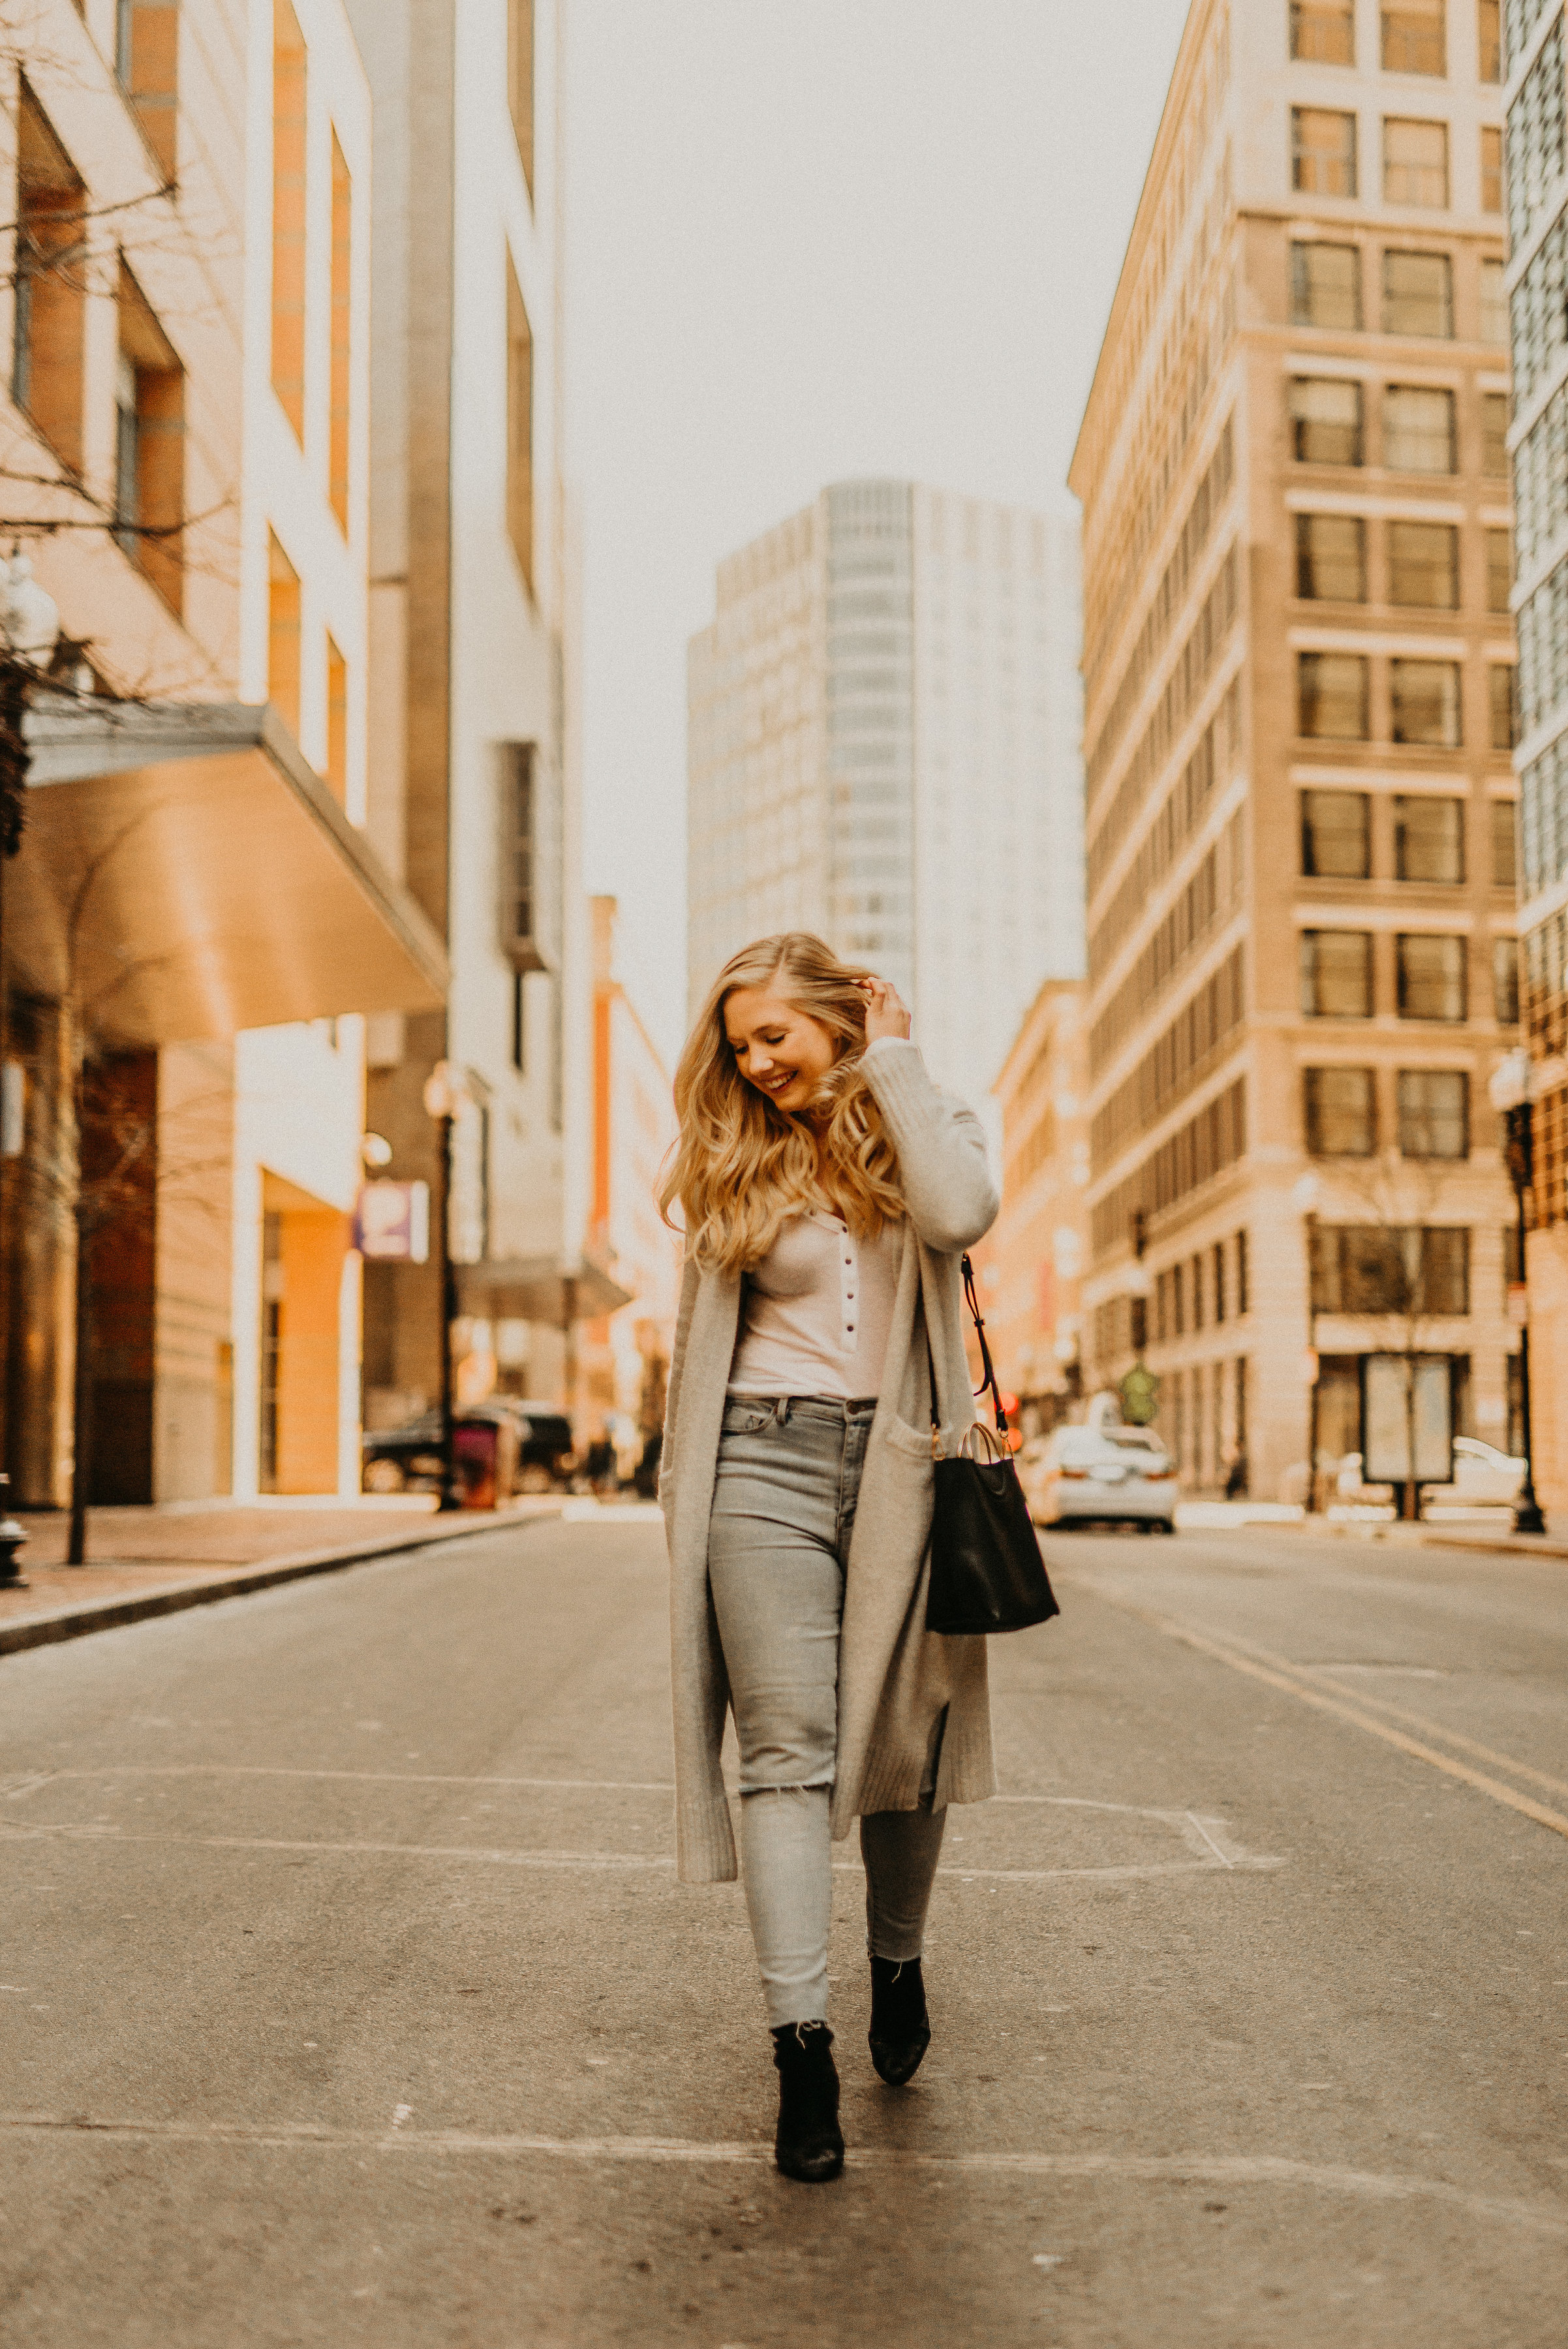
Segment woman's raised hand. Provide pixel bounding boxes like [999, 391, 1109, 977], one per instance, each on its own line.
[859, 975, 912, 1044]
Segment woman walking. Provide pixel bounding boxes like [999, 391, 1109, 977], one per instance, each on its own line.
[658, 932, 999, 2182]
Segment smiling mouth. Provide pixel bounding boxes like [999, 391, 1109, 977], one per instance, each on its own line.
[759, 1072, 799, 1094]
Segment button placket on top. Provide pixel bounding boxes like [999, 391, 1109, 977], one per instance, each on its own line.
[838, 1223, 857, 1352]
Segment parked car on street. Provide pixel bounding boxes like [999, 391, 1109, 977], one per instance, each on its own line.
[1017, 1423, 1178, 1531]
[1333, 1438, 1525, 1511]
[361, 1400, 576, 1495]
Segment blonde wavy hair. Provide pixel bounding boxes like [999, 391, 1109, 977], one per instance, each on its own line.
[659, 932, 906, 1274]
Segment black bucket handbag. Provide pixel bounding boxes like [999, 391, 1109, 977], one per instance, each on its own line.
[925, 1255, 1060, 1638]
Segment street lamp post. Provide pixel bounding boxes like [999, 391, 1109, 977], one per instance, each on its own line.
[1489, 1049, 1548, 1537]
[1292, 1173, 1322, 1514]
[0, 553, 60, 1589]
[422, 1060, 471, 1514]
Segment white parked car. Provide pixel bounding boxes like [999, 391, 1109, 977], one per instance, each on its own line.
[1436, 1437, 1527, 1507]
[1334, 1439, 1525, 1509]
[1017, 1424, 1178, 1532]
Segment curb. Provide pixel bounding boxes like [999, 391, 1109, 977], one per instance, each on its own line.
[0, 1508, 561, 1659]
[1291, 1517, 1568, 1563]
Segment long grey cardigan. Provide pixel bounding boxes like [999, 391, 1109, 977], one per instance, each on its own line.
[660, 1041, 1001, 1885]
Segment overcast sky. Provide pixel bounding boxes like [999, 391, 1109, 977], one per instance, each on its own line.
[564, 0, 1193, 1066]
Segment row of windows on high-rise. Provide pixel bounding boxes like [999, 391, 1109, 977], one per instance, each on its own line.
[1305, 1064, 1481, 1157]
[1292, 108, 1500, 213]
[1298, 652, 1517, 748]
[1289, 377, 1509, 473]
[1153, 1232, 1250, 1342]
[1300, 787, 1515, 884]
[1293, 513, 1511, 611]
[1291, 241, 1505, 340]
[1300, 927, 1518, 1021]
[1290, 1, 1501, 79]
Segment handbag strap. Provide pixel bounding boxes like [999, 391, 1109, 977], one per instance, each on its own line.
[926, 1253, 1010, 1440]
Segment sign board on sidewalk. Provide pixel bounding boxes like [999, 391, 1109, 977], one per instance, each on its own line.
[354, 1180, 430, 1263]
[1362, 1353, 1452, 1484]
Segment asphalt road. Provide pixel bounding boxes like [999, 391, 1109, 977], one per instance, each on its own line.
[1, 1509, 1565, 2346]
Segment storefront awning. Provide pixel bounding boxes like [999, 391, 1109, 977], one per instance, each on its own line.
[455, 1255, 634, 1326]
[12, 699, 448, 1044]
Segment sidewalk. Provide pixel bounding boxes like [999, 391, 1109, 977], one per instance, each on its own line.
[1175, 1495, 1568, 1562]
[0, 1495, 561, 1657]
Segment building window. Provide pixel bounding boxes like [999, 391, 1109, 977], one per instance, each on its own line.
[1382, 0, 1447, 71]
[506, 254, 534, 594]
[1480, 125, 1503, 213]
[1481, 391, 1510, 477]
[1494, 935, 1519, 1022]
[1293, 108, 1359, 196]
[325, 634, 347, 805]
[1391, 658, 1462, 745]
[1292, 0, 1355, 59]
[1306, 1066, 1377, 1154]
[502, 741, 549, 970]
[268, 530, 301, 741]
[1312, 1224, 1469, 1314]
[12, 84, 87, 472]
[1383, 383, 1455, 472]
[1398, 1069, 1469, 1158]
[1394, 795, 1465, 882]
[511, 971, 527, 1073]
[1299, 651, 1370, 738]
[1491, 798, 1516, 887]
[1212, 1239, 1227, 1324]
[1237, 1229, 1249, 1316]
[1291, 241, 1362, 328]
[1302, 930, 1374, 1017]
[1191, 1253, 1205, 1333]
[1172, 1260, 1185, 1338]
[1289, 376, 1363, 464]
[1396, 932, 1466, 1018]
[1478, 0, 1501, 81]
[1301, 788, 1371, 878]
[1489, 664, 1518, 749]
[1384, 119, 1449, 207]
[1383, 249, 1453, 337]
[113, 261, 185, 618]
[1389, 519, 1458, 607]
[1296, 512, 1366, 600]
[509, 0, 534, 197]
[330, 132, 351, 532]
[1479, 257, 1508, 346]
[115, 2, 179, 179]
[1486, 527, 1513, 613]
[271, 0, 307, 444]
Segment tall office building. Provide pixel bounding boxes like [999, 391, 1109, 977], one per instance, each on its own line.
[1071, 0, 1519, 1498]
[346, 0, 613, 1428]
[1505, 0, 1568, 1505]
[686, 483, 1083, 1098]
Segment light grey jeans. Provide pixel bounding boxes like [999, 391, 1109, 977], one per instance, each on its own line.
[707, 1394, 947, 2028]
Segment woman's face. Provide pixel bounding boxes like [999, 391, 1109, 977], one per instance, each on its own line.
[723, 985, 838, 1116]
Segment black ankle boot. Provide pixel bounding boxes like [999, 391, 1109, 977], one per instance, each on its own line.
[770, 2021, 844, 2182]
[869, 1955, 931, 2085]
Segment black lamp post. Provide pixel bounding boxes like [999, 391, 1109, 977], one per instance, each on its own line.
[1490, 1049, 1548, 1537]
[1292, 1172, 1322, 1514]
[422, 1060, 470, 1514]
[0, 551, 60, 1589]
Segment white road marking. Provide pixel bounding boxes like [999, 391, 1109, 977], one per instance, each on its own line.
[0, 1819, 1280, 1885]
[2, 2113, 1563, 2237]
[0, 1767, 676, 1794]
[1073, 1588, 1568, 1841]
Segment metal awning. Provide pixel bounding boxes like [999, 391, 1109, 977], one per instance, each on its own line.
[455, 1255, 634, 1325]
[12, 698, 448, 1044]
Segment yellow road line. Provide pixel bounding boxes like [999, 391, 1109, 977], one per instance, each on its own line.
[1120, 1606, 1568, 1843]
